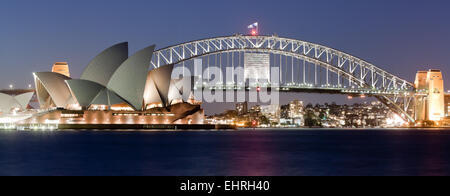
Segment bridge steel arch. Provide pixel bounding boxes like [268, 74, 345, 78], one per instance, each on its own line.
[150, 35, 416, 123]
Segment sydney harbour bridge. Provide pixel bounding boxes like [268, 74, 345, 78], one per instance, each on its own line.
[150, 34, 417, 123]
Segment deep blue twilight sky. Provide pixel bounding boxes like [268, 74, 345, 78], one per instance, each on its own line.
[1, 0, 450, 114]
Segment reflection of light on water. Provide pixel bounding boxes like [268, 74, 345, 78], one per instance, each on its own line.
[225, 132, 277, 176]
[2, 130, 450, 176]
[421, 132, 445, 176]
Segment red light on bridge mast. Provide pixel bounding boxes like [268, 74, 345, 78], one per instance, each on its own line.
[248, 22, 259, 36]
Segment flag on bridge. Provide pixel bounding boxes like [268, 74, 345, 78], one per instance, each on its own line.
[248, 22, 259, 35]
[248, 22, 258, 29]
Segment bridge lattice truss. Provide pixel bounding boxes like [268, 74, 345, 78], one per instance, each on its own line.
[151, 35, 417, 123]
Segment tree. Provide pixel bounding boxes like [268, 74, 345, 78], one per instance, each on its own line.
[259, 116, 270, 126]
[319, 112, 327, 120]
[304, 111, 321, 127]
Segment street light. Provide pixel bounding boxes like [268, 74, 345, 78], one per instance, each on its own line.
[9, 84, 13, 89]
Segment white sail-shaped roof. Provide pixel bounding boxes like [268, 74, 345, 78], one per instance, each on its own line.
[171, 76, 199, 102]
[80, 42, 129, 86]
[0, 92, 34, 113]
[66, 79, 106, 107]
[143, 76, 161, 107]
[168, 78, 183, 105]
[34, 72, 75, 109]
[15, 92, 34, 109]
[0, 93, 18, 112]
[90, 89, 126, 106]
[107, 45, 155, 110]
[143, 64, 174, 108]
[46, 43, 162, 111]
[90, 89, 109, 105]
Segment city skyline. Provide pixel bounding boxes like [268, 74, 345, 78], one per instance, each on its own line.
[1, 0, 450, 115]
[207, 100, 399, 128]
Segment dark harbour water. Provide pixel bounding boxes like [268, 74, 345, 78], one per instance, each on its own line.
[1, 129, 450, 176]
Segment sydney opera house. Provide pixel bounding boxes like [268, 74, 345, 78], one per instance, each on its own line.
[19, 43, 204, 127]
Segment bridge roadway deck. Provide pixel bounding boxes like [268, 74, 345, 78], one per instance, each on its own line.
[196, 85, 413, 96]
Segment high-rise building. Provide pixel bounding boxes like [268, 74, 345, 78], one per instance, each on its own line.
[261, 104, 280, 120]
[288, 100, 304, 127]
[445, 93, 450, 117]
[236, 102, 248, 115]
[289, 100, 304, 118]
[52, 62, 70, 77]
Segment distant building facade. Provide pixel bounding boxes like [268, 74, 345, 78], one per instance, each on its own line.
[289, 100, 304, 126]
[289, 100, 304, 118]
[52, 62, 70, 77]
[250, 105, 261, 114]
[260, 104, 280, 123]
[445, 93, 450, 117]
[236, 102, 248, 115]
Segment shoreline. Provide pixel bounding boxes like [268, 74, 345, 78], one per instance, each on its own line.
[2, 125, 450, 132]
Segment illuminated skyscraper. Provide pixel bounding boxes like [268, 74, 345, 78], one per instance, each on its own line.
[289, 100, 304, 118]
[52, 62, 70, 77]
